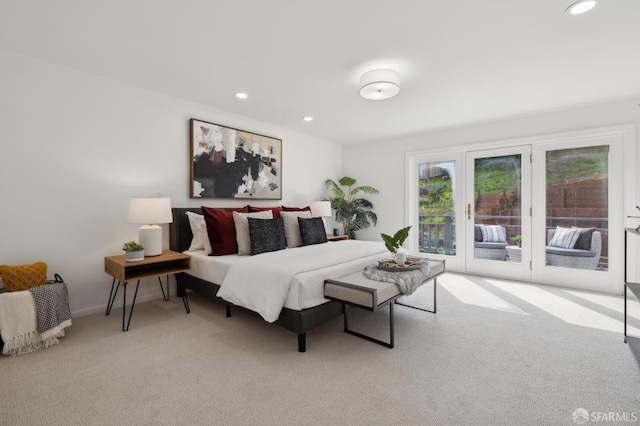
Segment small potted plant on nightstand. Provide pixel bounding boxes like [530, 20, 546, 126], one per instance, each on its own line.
[123, 241, 144, 262]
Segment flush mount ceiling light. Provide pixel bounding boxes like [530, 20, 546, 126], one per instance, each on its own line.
[235, 92, 248, 99]
[303, 116, 313, 122]
[359, 69, 401, 100]
[566, 0, 597, 15]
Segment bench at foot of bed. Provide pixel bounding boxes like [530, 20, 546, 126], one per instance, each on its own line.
[324, 259, 445, 348]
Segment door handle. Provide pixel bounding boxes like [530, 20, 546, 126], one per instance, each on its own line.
[467, 203, 472, 220]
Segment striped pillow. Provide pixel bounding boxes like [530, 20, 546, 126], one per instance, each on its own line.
[548, 226, 580, 249]
[479, 225, 506, 243]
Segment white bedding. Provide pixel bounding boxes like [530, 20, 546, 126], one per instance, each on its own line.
[185, 240, 388, 322]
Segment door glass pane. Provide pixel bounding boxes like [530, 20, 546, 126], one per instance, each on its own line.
[545, 146, 608, 271]
[418, 161, 456, 255]
[474, 155, 522, 262]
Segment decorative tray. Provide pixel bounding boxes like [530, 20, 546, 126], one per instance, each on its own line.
[377, 259, 422, 272]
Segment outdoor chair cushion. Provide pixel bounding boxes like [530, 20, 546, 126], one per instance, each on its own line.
[474, 226, 483, 242]
[478, 224, 507, 243]
[548, 226, 580, 249]
[545, 247, 596, 258]
[572, 227, 596, 250]
[475, 242, 508, 249]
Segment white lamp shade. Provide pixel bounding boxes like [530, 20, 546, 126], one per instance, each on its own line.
[310, 201, 332, 218]
[360, 69, 401, 100]
[128, 198, 173, 224]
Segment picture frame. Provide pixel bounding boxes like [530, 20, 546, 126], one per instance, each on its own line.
[190, 118, 282, 199]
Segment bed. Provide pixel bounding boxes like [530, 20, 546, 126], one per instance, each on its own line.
[169, 208, 389, 352]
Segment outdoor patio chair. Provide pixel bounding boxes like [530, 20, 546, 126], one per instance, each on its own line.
[474, 225, 507, 261]
[545, 228, 601, 270]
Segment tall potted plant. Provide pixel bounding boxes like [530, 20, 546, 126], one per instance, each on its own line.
[325, 176, 379, 239]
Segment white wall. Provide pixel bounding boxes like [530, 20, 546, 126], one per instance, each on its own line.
[0, 49, 342, 316]
[342, 97, 640, 288]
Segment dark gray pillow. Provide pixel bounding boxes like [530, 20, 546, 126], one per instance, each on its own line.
[474, 225, 483, 242]
[298, 217, 328, 246]
[572, 227, 596, 250]
[248, 217, 286, 255]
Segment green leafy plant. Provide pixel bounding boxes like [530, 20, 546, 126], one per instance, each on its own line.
[381, 226, 412, 254]
[324, 176, 379, 239]
[122, 241, 144, 252]
[511, 235, 522, 247]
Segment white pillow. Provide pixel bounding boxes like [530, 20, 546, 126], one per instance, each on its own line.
[479, 224, 506, 243]
[186, 211, 212, 254]
[233, 210, 274, 255]
[548, 226, 580, 249]
[281, 210, 312, 248]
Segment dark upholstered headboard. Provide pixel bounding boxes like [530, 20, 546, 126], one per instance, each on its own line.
[170, 208, 202, 253]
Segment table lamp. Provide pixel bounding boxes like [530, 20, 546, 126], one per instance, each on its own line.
[310, 200, 332, 233]
[127, 197, 173, 256]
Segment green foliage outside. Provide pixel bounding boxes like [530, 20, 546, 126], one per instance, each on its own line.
[471, 147, 607, 195]
[546, 146, 608, 185]
[419, 177, 454, 220]
[474, 155, 521, 195]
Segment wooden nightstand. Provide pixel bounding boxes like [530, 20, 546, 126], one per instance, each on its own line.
[327, 234, 349, 241]
[104, 250, 191, 331]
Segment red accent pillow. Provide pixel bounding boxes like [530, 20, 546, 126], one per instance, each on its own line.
[281, 206, 311, 212]
[201, 206, 249, 255]
[249, 206, 282, 218]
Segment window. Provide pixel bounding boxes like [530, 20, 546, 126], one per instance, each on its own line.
[545, 146, 608, 271]
[418, 160, 456, 255]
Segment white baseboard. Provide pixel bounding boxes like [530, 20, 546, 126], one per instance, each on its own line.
[71, 289, 178, 317]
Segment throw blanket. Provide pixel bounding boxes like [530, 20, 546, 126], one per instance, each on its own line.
[363, 259, 431, 295]
[217, 240, 387, 322]
[29, 282, 72, 340]
[0, 284, 71, 356]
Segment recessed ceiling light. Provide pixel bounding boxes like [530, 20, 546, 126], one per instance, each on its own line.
[303, 116, 313, 122]
[235, 92, 248, 99]
[566, 0, 596, 15]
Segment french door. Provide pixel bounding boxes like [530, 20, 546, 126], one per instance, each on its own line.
[407, 125, 627, 293]
[532, 135, 621, 293]
[406, 152, 465, 271]
[465, 146, 532, 281]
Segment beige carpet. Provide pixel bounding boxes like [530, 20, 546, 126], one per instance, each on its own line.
[2, 273, 640, 426]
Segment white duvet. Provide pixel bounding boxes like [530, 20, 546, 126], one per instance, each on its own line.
[216, 240, 388, 322]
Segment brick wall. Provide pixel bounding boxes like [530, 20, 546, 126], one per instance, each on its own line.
[474, 178, 608, 264]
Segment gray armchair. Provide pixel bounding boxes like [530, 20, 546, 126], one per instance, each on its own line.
[545, 229, 601, 270]
[474, 225, 507, 261]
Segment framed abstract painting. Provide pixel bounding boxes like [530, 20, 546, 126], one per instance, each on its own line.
[190, 118, 282, 199]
